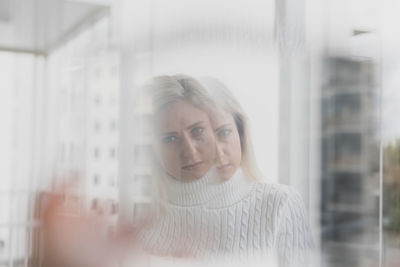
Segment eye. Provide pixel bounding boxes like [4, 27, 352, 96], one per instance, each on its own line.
[218, 128, 232, 138]
[161, 135, 178, 144]
[191, 127, 204, 137]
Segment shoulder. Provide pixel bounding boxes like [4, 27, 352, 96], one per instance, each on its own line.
[254, 182, 301, 207]
[252, 182, 309, 226]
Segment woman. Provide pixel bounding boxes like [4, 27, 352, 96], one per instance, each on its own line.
[139, 75, 313, 265]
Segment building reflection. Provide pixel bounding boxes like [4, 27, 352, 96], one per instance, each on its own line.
[320, 57, 380, 266]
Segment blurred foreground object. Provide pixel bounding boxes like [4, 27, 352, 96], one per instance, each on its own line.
[39, 178, 140, 267]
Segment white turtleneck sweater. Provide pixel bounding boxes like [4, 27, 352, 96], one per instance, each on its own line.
[138, 169, 314, 266]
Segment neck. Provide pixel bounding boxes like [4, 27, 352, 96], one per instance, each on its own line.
[164, 167, 254, 208]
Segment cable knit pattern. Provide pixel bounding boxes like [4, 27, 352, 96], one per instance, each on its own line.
[138, 169, 313, 265]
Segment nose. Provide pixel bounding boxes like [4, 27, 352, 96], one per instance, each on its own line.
[216, 143, 226, 165]
[181, 134, 198, 161]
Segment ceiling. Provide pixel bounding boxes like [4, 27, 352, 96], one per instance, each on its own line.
[0, 0, 110, 55]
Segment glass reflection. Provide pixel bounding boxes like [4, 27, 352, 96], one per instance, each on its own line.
[135, 75, 314, 265]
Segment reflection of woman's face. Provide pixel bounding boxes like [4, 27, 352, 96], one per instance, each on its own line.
[156, 100, 216, 182]
[209, 108, 242, 181]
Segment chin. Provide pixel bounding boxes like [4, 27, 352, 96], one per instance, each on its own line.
[217, 171, 233, 181]
[182, 171, 206, 182]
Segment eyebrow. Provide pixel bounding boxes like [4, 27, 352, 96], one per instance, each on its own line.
[187, 121, 206, 130]
[161, 131, 178, 136]
[215, 123, 232, 132]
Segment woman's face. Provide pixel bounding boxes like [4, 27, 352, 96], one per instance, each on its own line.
[209, 108, 242, 181]
[155, 100, 216, 182]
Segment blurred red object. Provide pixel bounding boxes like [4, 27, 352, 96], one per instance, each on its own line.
[38, 177, 141, 267]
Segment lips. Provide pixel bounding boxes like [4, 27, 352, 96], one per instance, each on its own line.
[182, 161, 204, 171]
[217, 163, 232, 171]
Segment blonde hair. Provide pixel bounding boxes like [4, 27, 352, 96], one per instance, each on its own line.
[199, 77, 263, 181]
[147, 74, 215, 117]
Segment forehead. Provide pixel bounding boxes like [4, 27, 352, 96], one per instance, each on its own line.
[156, 100, 210, 132]
[209, 107, 235, 128]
